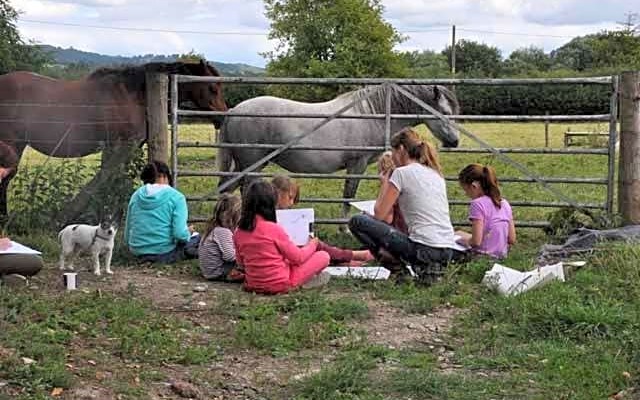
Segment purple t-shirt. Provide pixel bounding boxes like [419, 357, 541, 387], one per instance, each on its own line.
[468, 195, 513, 259]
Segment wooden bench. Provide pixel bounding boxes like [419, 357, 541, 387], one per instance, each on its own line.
[564, 128, 609, 147]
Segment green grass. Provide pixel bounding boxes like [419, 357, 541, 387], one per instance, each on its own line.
[0, 288, 220, 398]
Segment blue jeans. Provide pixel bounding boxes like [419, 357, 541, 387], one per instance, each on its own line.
[137, 234, 200, 264]
[349, 214, 465, 280]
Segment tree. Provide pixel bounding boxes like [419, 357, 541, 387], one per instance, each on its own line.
[0, 0, 49, 74]
[401, 50, 449, 78]
[441, 39, 502, 77]
[263, 0, 407, 100]
[503, 46, 551, 75]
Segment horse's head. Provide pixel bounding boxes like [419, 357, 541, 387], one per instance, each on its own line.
[179, 59, 227, 128]
[423, 85, 460, 148]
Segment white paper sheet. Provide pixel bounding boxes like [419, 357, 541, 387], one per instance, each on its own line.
[276, 208, 315, 246]
[349, 200, 375, 215]
[325, 266, 390, 280]
[452, 234, 470, 253]
[0, 241, 41, 255]
[482, 262, 566, 296]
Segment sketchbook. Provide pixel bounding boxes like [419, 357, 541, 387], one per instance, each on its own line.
[276, 208, 315, 246]
[325, 266, 390, 280]
[349, 200, 376, 215]
[0, 241, 41, 255]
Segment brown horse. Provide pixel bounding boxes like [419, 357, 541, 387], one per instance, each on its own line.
[0, 59, 226, 219]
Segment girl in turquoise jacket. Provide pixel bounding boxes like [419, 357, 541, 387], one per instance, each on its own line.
[125, 161, 198, 263]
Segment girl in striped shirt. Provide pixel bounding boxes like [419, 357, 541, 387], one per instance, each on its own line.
[198, 193, 244, 281]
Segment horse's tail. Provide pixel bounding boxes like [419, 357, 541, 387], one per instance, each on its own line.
[216, 119, 234, 183]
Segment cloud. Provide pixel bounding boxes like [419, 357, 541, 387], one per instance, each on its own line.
[12, 0, 627, 66]
[11, 0, 77, 18]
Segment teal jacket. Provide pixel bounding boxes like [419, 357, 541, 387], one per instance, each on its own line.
[125, 184, 190, 256]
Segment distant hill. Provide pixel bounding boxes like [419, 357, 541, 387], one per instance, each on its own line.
[35, 44, 265, 76]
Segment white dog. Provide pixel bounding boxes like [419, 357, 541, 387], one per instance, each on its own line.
[58, 220, 117, 276]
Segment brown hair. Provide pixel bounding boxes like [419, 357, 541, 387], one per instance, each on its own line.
[377, 151, 395, 175]
[271, 175, 300, 205]
[204, 193, 242, 238]
[458, 164, 502, 208]
[390, 127, 442, 175]
[0, 142, 19, 170]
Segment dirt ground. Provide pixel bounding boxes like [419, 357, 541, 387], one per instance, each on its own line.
[9, 264, 460, 399]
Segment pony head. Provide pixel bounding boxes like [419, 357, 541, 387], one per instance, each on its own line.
[423, 85, 460, 148]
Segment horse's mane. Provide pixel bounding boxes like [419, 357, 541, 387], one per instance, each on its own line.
[351, 84, 460, 115]
[87, 60, 221, 95]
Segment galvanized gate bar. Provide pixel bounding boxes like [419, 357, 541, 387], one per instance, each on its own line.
[178, 141, 610, 155]
[178, 170, 608, 184]
[170, 75, 179, 188]
[177, 75, 613, 85]
[185, 195, 606, 209]
[606, 76, 619, 213]
[179, 109, 611, 122]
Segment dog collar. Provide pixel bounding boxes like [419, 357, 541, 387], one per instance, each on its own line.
[92, 232, 112, 245]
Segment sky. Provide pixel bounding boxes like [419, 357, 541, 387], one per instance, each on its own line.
[11, 0, 630, 67]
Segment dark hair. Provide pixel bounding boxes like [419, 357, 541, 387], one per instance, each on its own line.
[271, 175, 300, 205]
[238, 180, 277, 231]
[458, 163, 502, 208]
[0, 142, 19, 170]
[390, 127, 442, 175]
[204, 193, 242, 238]
[140, 160, 173, 186]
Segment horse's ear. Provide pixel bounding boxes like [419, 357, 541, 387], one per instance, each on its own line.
[433, 85, 440, 100]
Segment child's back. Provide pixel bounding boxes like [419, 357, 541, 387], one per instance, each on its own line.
[469, 195, 512, 259]
[199, 226, 235, 280]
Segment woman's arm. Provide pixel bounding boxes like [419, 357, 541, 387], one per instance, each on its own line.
[374, 174, 400, 222]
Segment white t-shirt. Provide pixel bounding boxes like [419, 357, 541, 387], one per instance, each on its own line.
[389, 162, 455, 248]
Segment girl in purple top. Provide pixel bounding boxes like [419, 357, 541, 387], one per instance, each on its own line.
[455, 164, 516, 259]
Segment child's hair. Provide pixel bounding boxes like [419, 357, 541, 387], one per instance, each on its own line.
[238, 180, 277, 231]
[271, 175, 300, 205]
[377, 151, 395, 175]
[0, 142, 18, 171]
[204, 193, 241, 238]
[458, 164, 502, 208]
[140, 160, 174, 186]
[390, 127, 442, 175]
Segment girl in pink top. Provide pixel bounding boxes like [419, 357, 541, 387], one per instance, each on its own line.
[456, 164, 516, 259]
[233, 180, 330, 294]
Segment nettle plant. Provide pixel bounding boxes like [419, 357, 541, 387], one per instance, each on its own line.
[9, 146, 146, 233]
[9, 160, 94, 232]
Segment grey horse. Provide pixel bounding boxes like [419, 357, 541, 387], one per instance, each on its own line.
[217, 84, 460, 219]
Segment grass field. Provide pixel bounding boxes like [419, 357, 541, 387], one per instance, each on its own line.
[2, 121, 636, 400]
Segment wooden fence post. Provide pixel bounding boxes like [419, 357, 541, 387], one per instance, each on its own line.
[618, 71, 640, 224]
[146, 73, 169, 164]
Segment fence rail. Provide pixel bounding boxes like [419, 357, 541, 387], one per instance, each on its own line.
[178, 141, 609, 155]
[179, 110, 611, 122]
[177, 75, 613, 85]
[178, 170, 608, 185]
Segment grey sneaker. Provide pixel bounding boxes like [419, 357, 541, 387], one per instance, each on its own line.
[1, 274, 28, 288]
[302, 270, 331, 289]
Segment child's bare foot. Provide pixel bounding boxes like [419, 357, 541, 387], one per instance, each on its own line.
[352, 250, 374, 262]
